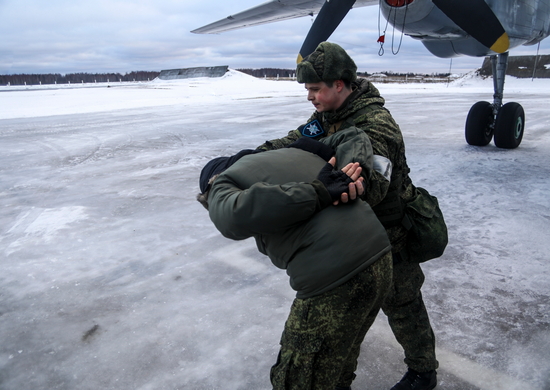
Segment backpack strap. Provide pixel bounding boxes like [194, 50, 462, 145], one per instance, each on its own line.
[341, 103, 384, 130]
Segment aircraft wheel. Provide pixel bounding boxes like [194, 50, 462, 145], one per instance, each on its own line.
[465, 101, 494, 146]
[494, 102, 524, 149]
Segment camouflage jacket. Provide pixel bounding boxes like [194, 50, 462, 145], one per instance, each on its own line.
[257, 78, 414, 251]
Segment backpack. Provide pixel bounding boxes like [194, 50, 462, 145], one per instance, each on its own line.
[332, 103, 449, 263]
[401, 186, 448, 263]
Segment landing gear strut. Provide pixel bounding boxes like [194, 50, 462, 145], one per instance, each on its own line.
[465, 52, 525, 149]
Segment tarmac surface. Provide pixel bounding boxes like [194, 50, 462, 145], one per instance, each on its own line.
[0, 78, 549, 389]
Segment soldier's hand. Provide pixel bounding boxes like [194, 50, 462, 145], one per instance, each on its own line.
[316, 157, 353, 204]
[338, 162, 364, 204]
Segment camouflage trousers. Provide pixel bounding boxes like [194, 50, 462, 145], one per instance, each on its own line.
[381, 254, 439, 373]
[270, 252, 393, 390]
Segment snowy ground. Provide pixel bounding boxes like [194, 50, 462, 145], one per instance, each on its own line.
[1, 71, 549, 390]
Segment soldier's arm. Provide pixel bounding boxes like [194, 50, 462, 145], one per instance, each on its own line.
[354, 109, 399, 206]
[207, 159, 363, 239]
[363, 165, 391, 206]
[208, 176, 332, 240]
[256, 112, 319, 151]
[256, 129, 302, 151]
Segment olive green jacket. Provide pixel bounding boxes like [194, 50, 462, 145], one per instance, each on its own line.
[208, 128, 391, 299]
[258, 78, 414, 252]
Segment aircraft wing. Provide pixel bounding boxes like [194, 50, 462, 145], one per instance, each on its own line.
[192, 0, 378, 34]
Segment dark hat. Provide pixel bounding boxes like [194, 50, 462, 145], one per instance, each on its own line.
[199, 149, 262, 193]
[297, 42, 357, 84]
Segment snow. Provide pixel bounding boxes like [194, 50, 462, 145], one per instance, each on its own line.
[1, 70, 549, 390]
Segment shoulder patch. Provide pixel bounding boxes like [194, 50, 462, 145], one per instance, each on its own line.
[299, 119, 325, 138]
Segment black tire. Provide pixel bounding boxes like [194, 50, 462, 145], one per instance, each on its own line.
[494, 102, 525, 149]
[465, 101, 494, 146]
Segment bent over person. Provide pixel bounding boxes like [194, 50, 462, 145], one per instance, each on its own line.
[256, 42, 439, 390]
[198, 128, 393, 390]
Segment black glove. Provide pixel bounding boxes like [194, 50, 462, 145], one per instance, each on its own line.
[286, 137, 334, 162]
[316, 162, 353, 201]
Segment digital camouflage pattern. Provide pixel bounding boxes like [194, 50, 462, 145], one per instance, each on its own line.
[296, 42, 358, 84]
[382, 256, 438, 372]
[258, 77, 439, 377]
[270, 253, 393, 390]
[258, 78, 414, 252]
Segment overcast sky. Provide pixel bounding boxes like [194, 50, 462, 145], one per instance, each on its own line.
[2, 0, 550, 76]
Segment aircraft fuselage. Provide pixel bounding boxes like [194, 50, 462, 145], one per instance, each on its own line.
[379, 0, 550, 57]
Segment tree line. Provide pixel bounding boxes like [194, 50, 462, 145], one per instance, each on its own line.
[1, 68, 453, 86]
[236, 68, 451, 78]
[237, 68, 296, 78]
[236, 68, 368, 78]
[366, 71, 452, 77]
[0, 71, 160, 86]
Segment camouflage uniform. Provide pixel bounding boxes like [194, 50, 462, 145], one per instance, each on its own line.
[270, 252, 393, 390]
[259, 78, 439, 386]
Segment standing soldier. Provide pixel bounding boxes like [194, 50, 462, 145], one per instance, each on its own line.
[257, 42, 439, 390]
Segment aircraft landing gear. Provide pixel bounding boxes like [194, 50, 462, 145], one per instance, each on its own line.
[465, 101, 493, 146]
[465, 52, 525, 149]
[494, 102, 524, 148]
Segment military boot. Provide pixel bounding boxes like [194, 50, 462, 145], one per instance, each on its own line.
[390, 368, 437, 390]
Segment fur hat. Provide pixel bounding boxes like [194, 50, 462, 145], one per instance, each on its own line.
[296, 42, 357, 84]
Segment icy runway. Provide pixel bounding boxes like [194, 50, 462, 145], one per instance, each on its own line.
[1, 72, 549, 389]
